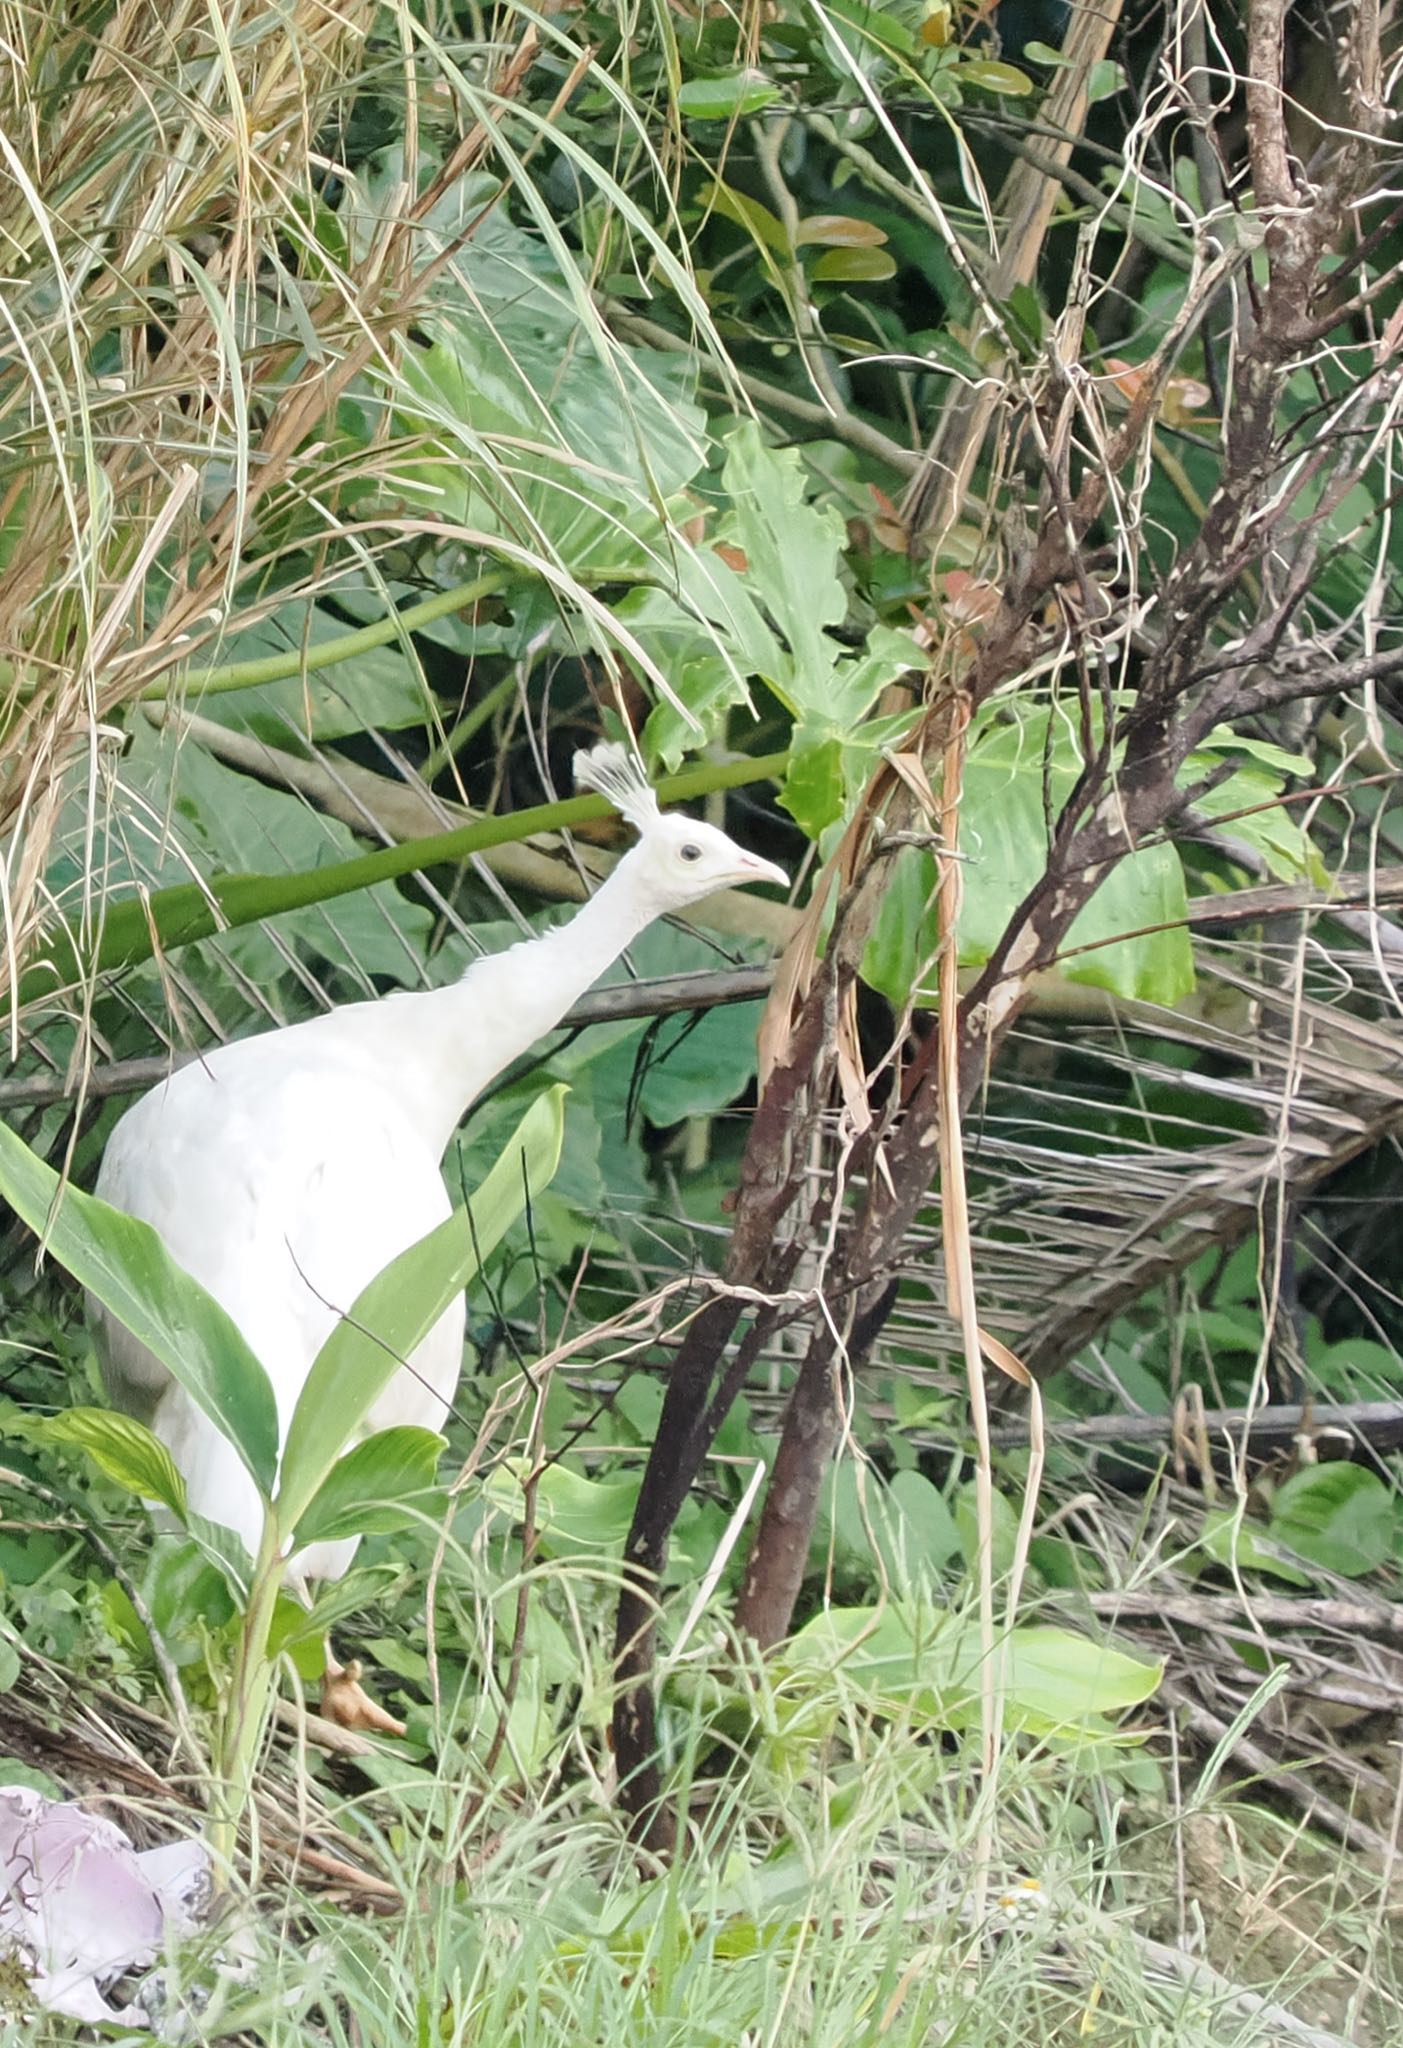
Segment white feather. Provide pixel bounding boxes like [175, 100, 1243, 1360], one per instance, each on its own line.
[572, 740, 660, 834]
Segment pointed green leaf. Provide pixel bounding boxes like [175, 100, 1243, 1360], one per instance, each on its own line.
[810, 248, 898, 283]
[960, 59, 1036, 96]
[292, 1427, 447, 1547]
[275, 1086, 566, 1529]
[28, 1408, 188, 1518]
[786, 1604, 1160, 1731]
[795, 215, 889, 248]
[696, 180, 788, 254]
[0, 1119, 278, 1493]
[678, 72, 780, 121]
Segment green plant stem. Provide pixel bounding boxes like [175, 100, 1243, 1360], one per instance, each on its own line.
[209, 1515, 285, 1880]
[141, 574, 508, 701]
[21, 751, 791, 1000]
[421, 670, 519, 781]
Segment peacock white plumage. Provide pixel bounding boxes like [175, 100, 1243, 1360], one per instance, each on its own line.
[90, 744, 785, 1724]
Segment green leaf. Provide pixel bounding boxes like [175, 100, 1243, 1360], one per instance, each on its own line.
[618, 581, 760, 771]
[823, 0, 918, 54]
[795, 215, 889, 248]
[696, 179, 788, 253]
[810, 247, 898, 283]
[718, 424, 848, 707]
[1194, 727, 1313, 778]
[148, 1538, 237, 1655]
[636, 998, 766, 1127]
[198, 600, 432, 743]
[1183, 758, 1321, 883]
[0, 1120, 279, 1495]
[1268, 1464, 1395, 1578]
[887, 1471, 962, 1572]
[103, 724, 436, 990]
[484, 1456, 717, 1574]
[1087, 59, 1126, 103]
[781, 735, 846, 837]
[678, 71, 781, 120]
[1003, 1625, 1163, 1725]
[827, 626, 923, 730]
[954, 1480, 1019, 1577]
[1023, 40, 1072, 66]
[861, 705, 1196, 1007]
[960, 59, 1036, 96]
[817, 1464, 961, 1584]
[395, 286, 708, 581]
[0, 1758, 62, 1796]
[32, 1409, 188, 1518]
[1005, 283, 1045, 348]
[486, 1459, 640, 1560]
[293, 1427, 447, 1547]
[275, 1086, 566, 1530]
[785, 1603, 1160, 1733]
[1195, 1508, 1314, 1585]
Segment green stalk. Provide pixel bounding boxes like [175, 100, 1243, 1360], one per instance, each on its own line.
[420, 671, 519, 781]
[208, 1514, 285, 1881]
[145, 574, 508, 701]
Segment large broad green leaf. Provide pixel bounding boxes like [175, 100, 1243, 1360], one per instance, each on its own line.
[292, 1426, 447, 1547]
[395, 307, 707, 580]
[634, 997, 768, 1127]
[25, 1408, 188, 1519]
[655, 429, 918, 805]
[817, 1463, 962, 1584]
[718, 424, 848, 706]
[0, 1120, 279, 1494]
[275, 1086, 566, 1530]
[862, 706, 1195, 1007]
[1181, 739, 1324, 883]
[50, 723, 435, 1021]
[196, 600, 433, 743]
[483, 1455, 721, 1574]
[1002, 1625, 1163, 1724]
[1268, 1463, 1396, 1578]
[785, 1602, 1161, 1734]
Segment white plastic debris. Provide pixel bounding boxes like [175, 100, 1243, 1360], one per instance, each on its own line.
[0, 1786, 209, 2028]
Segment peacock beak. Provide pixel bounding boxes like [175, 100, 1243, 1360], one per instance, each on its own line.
[733, 850, 789, 892]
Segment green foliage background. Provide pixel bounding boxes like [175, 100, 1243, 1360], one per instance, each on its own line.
[0, 0, 1401, 2040]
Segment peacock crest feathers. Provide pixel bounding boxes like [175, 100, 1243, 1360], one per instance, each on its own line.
[573, 741, 662, 836]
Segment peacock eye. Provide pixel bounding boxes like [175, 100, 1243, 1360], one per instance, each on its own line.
[680, 843, 702, 862]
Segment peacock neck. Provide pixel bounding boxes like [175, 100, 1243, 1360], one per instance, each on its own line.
[402, 849, 659, 1154]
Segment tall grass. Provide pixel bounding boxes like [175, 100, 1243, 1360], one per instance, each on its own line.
[0, 0, 738, 1036]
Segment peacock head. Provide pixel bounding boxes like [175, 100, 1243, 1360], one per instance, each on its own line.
[574, 742, 788, 910]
